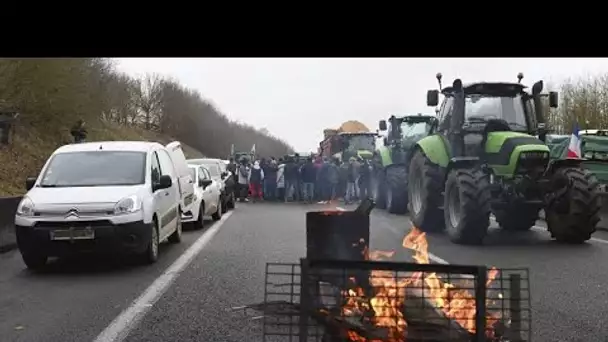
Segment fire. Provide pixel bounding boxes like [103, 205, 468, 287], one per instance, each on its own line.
[339, 226, 501, 341]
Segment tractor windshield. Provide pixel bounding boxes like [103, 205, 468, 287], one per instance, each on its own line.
[400, 121, 430, 145]
[465, 95, 528, 130]
[345, 134, 375, 151]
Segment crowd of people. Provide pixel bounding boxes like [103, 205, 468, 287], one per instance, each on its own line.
[225, 153, 373, 204]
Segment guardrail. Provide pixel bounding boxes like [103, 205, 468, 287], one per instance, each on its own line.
[0, 196, 20, 252]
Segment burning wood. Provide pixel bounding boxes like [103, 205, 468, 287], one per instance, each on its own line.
[251, 206, 528, 342]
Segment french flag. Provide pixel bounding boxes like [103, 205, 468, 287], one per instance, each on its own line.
[567, 123, 582, 158]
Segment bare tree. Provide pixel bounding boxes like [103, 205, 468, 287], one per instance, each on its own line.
[134, 73, 165, 130]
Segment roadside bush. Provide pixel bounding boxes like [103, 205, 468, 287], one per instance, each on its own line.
[0, 58, 293, 195]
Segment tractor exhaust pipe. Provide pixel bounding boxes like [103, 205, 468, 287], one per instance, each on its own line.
[450, 79, 466, 157]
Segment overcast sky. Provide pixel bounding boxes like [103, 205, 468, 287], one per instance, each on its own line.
[115, 58, 608, 152]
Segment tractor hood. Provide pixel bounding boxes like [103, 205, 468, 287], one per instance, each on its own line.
[485, 131, 549, 166]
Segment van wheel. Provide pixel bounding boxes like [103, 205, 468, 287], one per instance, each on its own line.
[195, 203, 205, 230]
[221, 195, 228, 213]
[144, 221, 159, 264]
[21, 252, 48, 271]
[168, 212, 182, 243]
[212, 199, 223, 221]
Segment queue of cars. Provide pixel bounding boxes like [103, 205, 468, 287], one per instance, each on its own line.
[13, 141, 236, 270]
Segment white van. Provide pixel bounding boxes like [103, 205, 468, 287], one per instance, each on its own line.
[14, 141, 185, 270]
[165, 141, 195, 214]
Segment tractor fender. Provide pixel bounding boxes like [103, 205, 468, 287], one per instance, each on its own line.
[447, 157, 481, 174]
[545, 158, 584, 175]
[415, 135, 450, 168]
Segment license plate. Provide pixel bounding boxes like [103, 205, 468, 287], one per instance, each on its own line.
[50, 227, 95, 241]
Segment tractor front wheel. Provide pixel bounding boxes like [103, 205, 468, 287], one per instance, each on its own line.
[385, 166, 408, 214]
[546, 167, 601, 244]
[408, 150, 444, 232]
[444, 168, 491, 245]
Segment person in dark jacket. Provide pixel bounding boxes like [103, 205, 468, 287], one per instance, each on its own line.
[260, 158, 269, 200]
[227, 157, 238, 199]
[249, 160, 264, 202]
[327, 158, 340, 202]
[338, 160, 349, 201]
[294, 153, 303, 200]
[358, 158, 371, 200]
[345, 157, 359, 204]
[284, 157, 300, 202]
[313, 156, 323, 201]
[70, 119, 87, 143]
[264, 157, 278, 201]
[300, 157, 317, 203]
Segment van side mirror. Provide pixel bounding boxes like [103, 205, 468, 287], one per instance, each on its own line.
[427, 90, 439, 107]
[25, 177, 36, 191]
[379, 120, 387, 131]
[155, 175, 172, 191]
[549, 91, 558, 108]
[200, 179, 213, 188]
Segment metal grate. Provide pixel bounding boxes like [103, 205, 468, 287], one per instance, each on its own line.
[244, 259, 530, 342]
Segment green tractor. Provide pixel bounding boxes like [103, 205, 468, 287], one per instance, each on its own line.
[549, 130, 608, 185]
[407, 73, 601, 245]
[548, 130, 608, 228]
[371, 114, 435, 214]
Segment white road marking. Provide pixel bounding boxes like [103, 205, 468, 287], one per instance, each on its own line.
[336, 206, 346, 211]
[93, 211, 233, 342]
[489, 215, 608, 245]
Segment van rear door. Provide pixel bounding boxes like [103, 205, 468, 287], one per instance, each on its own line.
[165, 141, 195, 211]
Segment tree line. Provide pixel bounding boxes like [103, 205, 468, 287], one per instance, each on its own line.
[0, 58, 293, 158]
[546, 73, 608, 134]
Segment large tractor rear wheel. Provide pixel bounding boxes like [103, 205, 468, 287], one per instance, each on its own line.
[494, 206, 539, 231]
[444, 168, 492, 245]
[385, 165, 408, 214]
[408, 150, 444, 232]
[546, 167, 601, 244]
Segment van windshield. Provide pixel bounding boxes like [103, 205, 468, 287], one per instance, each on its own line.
[40, 151, 147, 187]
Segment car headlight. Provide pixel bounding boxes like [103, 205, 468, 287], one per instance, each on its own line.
[16, 196, 35, 217]
[114, 195, 142, 215]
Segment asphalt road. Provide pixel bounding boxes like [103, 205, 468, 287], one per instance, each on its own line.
[1, 202, 608, 342]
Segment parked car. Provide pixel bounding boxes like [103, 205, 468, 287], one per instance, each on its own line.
[166, 141, 195, 215]
[182, 164, 223, 228]
[14, 141, 188, 270]
[187, 158, 236, 212]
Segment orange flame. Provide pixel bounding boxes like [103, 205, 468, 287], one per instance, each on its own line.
[340, 226, 501, 341]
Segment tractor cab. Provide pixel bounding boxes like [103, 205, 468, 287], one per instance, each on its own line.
[426, 73, 558, 167]
[379, 114, 435, 164]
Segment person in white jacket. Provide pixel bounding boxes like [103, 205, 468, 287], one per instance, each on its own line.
[248, 160, 265, 202]
[276, 159, 286, 201]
